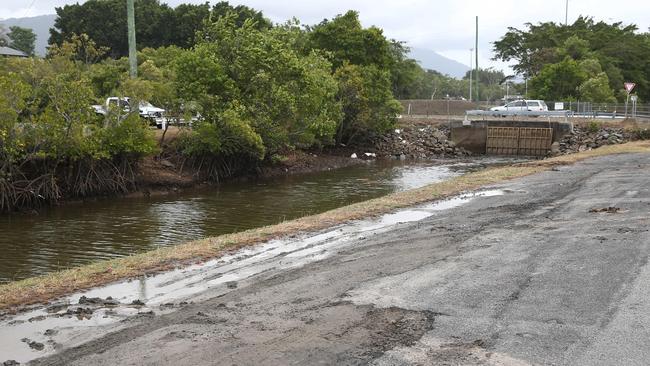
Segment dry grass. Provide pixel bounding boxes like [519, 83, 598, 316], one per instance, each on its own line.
[1, 141, 649, 311]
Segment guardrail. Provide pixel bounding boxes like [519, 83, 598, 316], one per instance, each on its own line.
[542, 101, 650, 120]
[465, 108, 650, 121]
[464, 110, 570, 122]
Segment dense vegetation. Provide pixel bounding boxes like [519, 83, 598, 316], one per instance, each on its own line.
[493, 17, 650, 102]
[47, 0, 504, 102]
[1, 3, 421, 210]
[0, 42, 157, 211]
[49, 0, 270, 58]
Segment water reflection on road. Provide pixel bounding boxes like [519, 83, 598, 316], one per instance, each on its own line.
[0, 158, 520, 282]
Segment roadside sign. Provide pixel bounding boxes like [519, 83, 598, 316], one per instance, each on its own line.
[631, 95, 638, 102]
[554, 102, 564, 110]
[624, 83, 636, 118]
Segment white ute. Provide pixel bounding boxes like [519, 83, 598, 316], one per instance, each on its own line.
[92, 97, 167, 128]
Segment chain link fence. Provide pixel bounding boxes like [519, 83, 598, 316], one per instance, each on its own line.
[544, 101, 650, 119]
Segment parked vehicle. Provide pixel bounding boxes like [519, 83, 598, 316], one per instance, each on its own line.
[92, 97, 167, 128]
[490, 99, 548, 114]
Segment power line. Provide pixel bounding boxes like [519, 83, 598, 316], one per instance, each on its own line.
[15, 0, 38, 26]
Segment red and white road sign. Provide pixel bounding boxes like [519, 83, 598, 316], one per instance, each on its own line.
[624, 82, 636, 93]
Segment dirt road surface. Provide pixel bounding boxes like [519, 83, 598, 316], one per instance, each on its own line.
[27, 153, 650, 365]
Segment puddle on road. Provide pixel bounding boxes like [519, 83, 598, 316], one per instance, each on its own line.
[0, 190, 506, 363]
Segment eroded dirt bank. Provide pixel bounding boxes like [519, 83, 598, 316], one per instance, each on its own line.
[137, 124, 473, 193]
[9, 152, 650, 365]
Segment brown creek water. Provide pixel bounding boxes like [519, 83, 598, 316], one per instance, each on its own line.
[0, 158, 520, 283]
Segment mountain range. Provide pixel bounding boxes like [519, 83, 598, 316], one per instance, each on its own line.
[0, 14, 56, 56]
[407, 47, 470, 78]
[1, 15, 469, 78]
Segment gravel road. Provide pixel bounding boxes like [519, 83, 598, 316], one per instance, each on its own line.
[28, 153, 650, 365]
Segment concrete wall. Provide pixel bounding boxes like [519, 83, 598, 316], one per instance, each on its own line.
[450, 122, 489, 154]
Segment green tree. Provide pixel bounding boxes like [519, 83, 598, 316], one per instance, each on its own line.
[48, 33, 109, 65]
[0, 72, 30, 138]
[463, 67, 505, 85]
[529, 57, 587, 100]
[578, 58, 603, 77]
[386, 41, 435, 100]
[210, 1, 271, 30]
[170, 2, 211, 48]
[579, 72, 617, 103]
[8, 26, 36, 56]
[335, 63, 401, 144]
[176, 13, 342, 156]
[50, 0, 130, 58]
[307, 11, 392, 70]
[49, 0, 269, 59]
[390, 57, 424, 99]
[559, 36, 591, 60]
[493, 17, 650, 100]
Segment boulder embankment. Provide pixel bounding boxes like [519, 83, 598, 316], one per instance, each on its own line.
[556, 125, 639, 154]
[357, 125, 471, 160]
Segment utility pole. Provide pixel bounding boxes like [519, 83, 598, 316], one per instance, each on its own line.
[525, 77, 528, 98]
[469, 48, 473, 102]
[475, 16, 479, 105]
[565, 0, 569, 26]
[127, 0, 137, 78]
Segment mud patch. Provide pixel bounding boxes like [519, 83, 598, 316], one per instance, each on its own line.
[63, 307, 94, 320]
[372, 336, 531, 366]
[339, 306, 438, 362]
[589, 206, 622, 213]
[78, 296, 120, 307]
[20, 338, 44, 351]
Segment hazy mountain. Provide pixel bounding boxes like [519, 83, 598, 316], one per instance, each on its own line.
[408, 47, 469, 79]
[0, 14, 56, 56]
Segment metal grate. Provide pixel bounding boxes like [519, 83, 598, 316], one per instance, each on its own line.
[486, 127, 552, 156]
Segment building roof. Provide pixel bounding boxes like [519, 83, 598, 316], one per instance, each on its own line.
[0, 46, 28, 57]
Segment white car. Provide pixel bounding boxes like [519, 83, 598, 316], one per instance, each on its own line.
[490, 99, 548, 113]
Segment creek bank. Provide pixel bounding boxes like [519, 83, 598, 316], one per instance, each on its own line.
[134, 151, 367, 194]
[87, 126, 471, 200]
[4, 122, 646, 212]
[106, 122, 650, 199]
[146, 125, 472, 189]
[0, 124, 481, 212]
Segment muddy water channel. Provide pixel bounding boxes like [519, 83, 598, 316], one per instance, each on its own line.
[0, 158, 517, 283]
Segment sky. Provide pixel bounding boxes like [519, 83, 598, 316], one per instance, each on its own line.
[3, 0, 650, 72]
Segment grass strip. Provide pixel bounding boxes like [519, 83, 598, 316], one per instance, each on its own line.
[1, 141, 649, 311]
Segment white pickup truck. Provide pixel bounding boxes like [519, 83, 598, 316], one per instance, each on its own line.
[92, 97, 167, 128]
